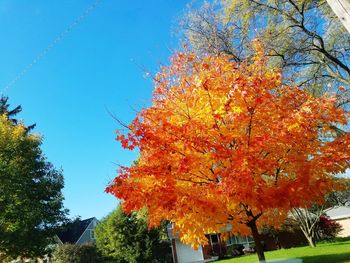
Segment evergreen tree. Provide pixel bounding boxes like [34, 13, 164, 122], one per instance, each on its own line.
[0, 95, 35, 130]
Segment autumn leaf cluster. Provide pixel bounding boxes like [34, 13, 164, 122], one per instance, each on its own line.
[107, 42, 350, 246]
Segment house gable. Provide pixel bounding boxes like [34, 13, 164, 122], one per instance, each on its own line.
[76, 217, 99, 244]
[57, 217, 99, 244]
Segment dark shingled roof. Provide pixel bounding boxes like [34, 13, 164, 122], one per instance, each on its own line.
[57, 217, 95, 244]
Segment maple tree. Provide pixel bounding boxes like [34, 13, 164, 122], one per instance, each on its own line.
[107, 41, 350, 262]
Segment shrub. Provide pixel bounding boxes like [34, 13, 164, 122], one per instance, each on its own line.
[53, 243, 98, 263]
[316, 216, 343, 241]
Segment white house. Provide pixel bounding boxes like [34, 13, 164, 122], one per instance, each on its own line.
[167, 224, 253, 263]
[325, 206, 350, 237]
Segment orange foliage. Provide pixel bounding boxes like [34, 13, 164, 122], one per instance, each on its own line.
[107, 42, 350, 247]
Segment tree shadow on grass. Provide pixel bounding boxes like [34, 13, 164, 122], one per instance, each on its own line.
[301, 252, 350, 263]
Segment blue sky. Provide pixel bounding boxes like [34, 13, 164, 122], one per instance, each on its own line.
[0, 0, 189, 219]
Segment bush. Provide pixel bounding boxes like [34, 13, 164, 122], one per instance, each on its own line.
[53, 243, 98, 263]
[316, 216, 343, 241]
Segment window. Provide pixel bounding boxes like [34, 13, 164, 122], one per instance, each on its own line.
[227, 234, 253, 246]
[90, 229, 95, 239]
[210, 234, 219, 244]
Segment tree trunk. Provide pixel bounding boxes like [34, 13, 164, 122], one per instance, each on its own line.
[326, 0, 350, 33]
[248, 219, 266, 263]
[306, 236, 316, 248]
[303, 230, 316, 248]
[291, 208, 321, 248]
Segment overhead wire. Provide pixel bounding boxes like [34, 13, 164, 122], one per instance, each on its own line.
[1, 0, 102, 95]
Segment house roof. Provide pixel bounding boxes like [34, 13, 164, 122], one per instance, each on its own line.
[57, 217, 95, 244]
[325, 206, 350, 220]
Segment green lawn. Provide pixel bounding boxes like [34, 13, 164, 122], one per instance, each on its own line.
[218, 240, 350, 263]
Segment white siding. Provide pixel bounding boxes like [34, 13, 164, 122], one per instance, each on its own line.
[175, 239, 204, 263]
[337, 218, 350, 237]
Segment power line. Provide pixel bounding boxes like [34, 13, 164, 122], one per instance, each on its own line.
[1, 0, 102, 95]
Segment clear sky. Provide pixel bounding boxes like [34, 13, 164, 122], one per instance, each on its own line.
[0, 0, 189, 220]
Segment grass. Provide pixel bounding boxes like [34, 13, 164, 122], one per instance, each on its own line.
[218, 240, 350, 263]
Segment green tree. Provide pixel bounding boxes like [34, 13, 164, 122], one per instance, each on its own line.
[326, 178, 350, 207]
[95, 206, 172, 263]
[180, 0, 350, 106]
[0, 115, 67, 259]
